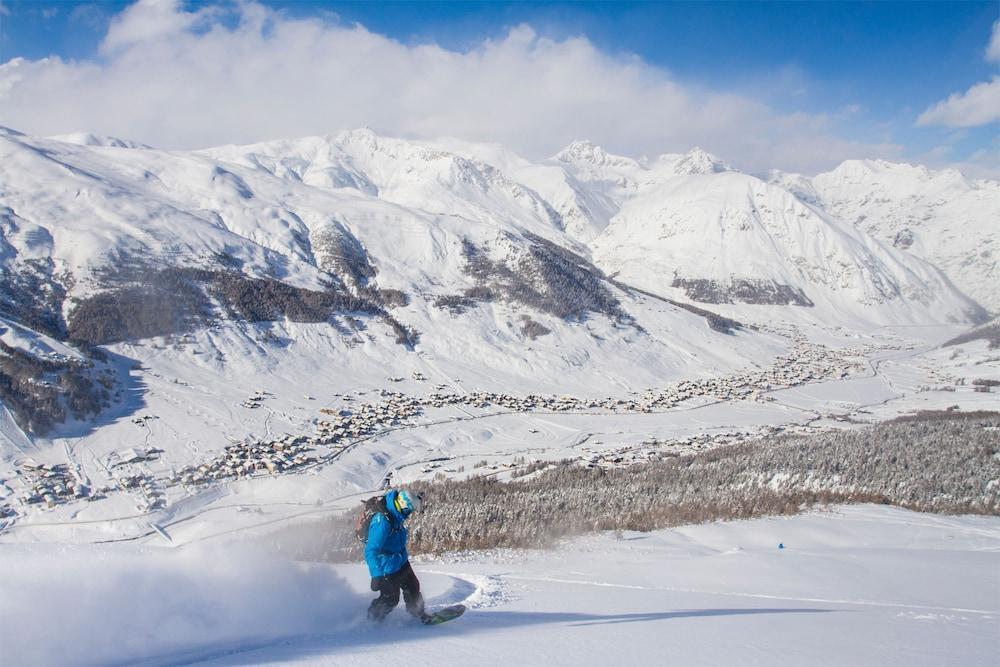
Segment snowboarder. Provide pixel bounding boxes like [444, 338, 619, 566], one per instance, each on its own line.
[365, 488, 426, 622]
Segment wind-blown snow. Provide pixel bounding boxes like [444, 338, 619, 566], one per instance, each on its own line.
[0, 544, 364, 666]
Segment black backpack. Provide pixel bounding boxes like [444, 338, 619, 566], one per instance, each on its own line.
[355, 495, 389, 544]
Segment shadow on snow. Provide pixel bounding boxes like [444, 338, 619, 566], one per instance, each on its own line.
[185, 607, 836, 666]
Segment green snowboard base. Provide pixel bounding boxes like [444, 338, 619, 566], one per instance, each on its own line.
[422, 604, 466, 625]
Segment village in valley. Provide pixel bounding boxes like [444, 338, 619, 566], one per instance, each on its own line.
[3, 328, 972, 532]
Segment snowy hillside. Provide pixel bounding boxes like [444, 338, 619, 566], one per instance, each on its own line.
[591, 169, 983, 326]
[774, 159, 1000, 314]
[2, 505, 997, 666]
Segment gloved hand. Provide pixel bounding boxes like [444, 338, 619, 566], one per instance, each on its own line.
[370, 576, 382, 591]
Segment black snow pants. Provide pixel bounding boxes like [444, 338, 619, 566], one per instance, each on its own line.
[368, 561, 425, 621]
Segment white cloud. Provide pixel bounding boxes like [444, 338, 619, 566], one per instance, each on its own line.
[101, 0, 215, 54]
[917, 76, 1000, 128]
[0, 0, 899, 174]
[986, 19, 1000, 62]
[0, 1, 10, 17]
[919, 21, 1000, 129]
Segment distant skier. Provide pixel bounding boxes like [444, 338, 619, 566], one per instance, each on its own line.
[364, 488, 426, 622]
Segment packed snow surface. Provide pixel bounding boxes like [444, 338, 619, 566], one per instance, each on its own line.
[2, 505, 996, 666]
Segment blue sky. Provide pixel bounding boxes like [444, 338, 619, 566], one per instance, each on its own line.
[0, 1, 997, 175]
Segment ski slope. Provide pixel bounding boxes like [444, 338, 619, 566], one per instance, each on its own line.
[2, 505, 997, 666]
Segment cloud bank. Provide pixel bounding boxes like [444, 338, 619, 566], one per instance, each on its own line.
[0, 0, 900, 174]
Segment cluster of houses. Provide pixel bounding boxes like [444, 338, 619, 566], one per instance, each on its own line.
[571, 420, 845, 472]
[241, 390, 270, 409]
[9, 447, 174, 515]
[170, 435, 318, 485]
[118, 471, 164, 511]
[413, 340, 860, 415]
[315, 392, 424, 443]
[454, 426, 813, 477]
[576, 427, 798, 470]
[326, 337, 862, 425]
[13, 460, 90, 509]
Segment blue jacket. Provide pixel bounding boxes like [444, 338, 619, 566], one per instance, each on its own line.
[364, 489, 410, 577]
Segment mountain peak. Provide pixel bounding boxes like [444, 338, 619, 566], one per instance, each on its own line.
[336, 126, 383, 147]
[827, 158, 974, 188]
[670, 147, 732, 175]
[554, 140, 635, 168]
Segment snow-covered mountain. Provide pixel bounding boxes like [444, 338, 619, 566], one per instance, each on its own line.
[206, 134, 986, 329]
[432, 139, 985, 327]
[591, 167, 980, 327]
[46, 132, 152, 150]
[772, 159, 999, 314]
[0, 127, 779, 439]
[0, 125, 990, 438]
[203, 128, 564, 236]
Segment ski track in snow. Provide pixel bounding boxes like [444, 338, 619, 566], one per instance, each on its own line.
[500, 575, 998, 616]
[422, 572, 511, 609]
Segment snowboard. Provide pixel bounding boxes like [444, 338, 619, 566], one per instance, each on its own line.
[421, 604, 466, 626]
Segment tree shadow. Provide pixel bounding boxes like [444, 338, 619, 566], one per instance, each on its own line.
[48, 348, 147, 440]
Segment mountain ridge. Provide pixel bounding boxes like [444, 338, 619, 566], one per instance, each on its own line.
[0, 126, 992, 437]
